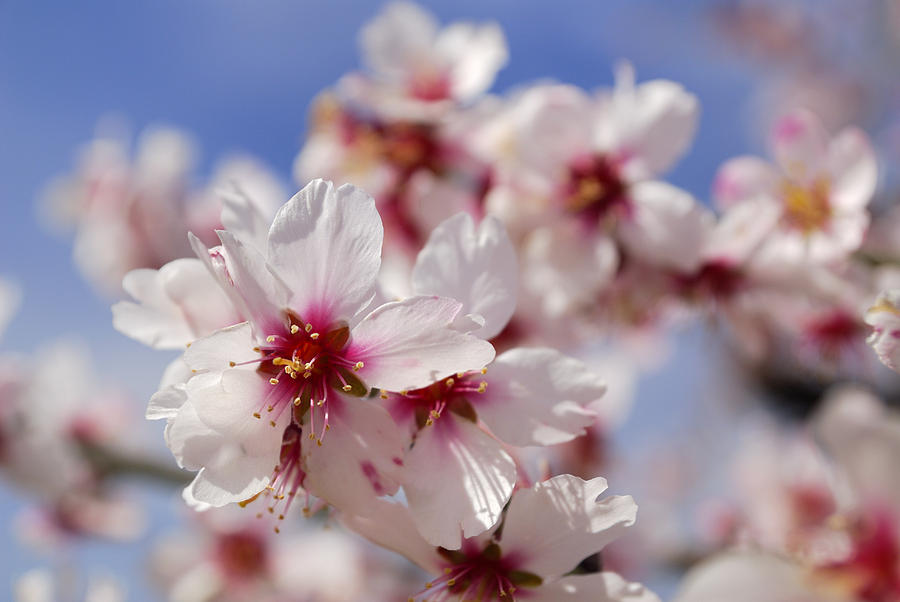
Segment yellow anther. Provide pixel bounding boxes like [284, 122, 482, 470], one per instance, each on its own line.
[278, 514, 285, 520]
[229, 361, 236, 367]
[316, 439, 322, 447]
[305, 323, 313, 333]
[457, 372, 466, 379]
[274, 526, 280, 534]
[425, 583, 433, 589]
[354, 361, 364, 371]
[186, 342, 192, 348]
[481, 367, 488, 374]
[267, 405, 274, 412]
[477, 381, 487, 393]
[266, 335, 276, 342]
[290, 324, 300, 334]
[447, 579, 456, 586]
[256, 512, 262, 519]
[293, 397, 302, 406]
[310, 332, 320, 340]
[317, 399, 325, 406]
[253, 412, 261, 419]
[269, 420, 277, 427]
[380, 392, 388, 399]
[303, 372, 312, 379]
[268, 507, 274, 514]
[269, 378, 280, 385]
[445, 378, 455, 388]
[425, 418, 434, 426]
[342, 384, 353, 392]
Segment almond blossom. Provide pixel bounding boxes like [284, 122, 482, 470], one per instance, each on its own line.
[155, 179, 495, 523]
[343, 474, 658, 602]
[380, 213, 605, 548]
[864, 289, 900, 372]
[713, 108, 877, 266]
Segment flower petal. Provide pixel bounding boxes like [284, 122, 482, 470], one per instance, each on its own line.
[826, 126, 877, 211]
[340, 498, 444, 575]
[526, 573, 660, 602]
[403, 413, 516, 549]
[619, 181, 713, 272]
[501, 475, 637, 577]
[770, 109, 829, 179]
[674, 552, 822, 602]
[301, 396, 404, 514]
[352, 296, 496, 392]
[476, 347, 601, 447]
[711, 156, 779, 210]
[412, 213, 517, 339]
[267, 180, 382, 326]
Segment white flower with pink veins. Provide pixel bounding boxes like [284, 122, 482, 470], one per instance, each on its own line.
[714, 108, 877, 266]
[343, 474, 659, 602]
[151, 179, 495, 521]
[381, 213, 606, 549]
[865, 289, 900, 372]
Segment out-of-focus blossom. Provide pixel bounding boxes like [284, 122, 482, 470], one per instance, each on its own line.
[150, 507, 407, 602]
[0, 340, 144, 543]
[155, 180, 494, 523]
[865, 289, 900, 372]
[714, 108, 877, 266]
[42, 125, 285, 295]
[344, 474, 659, 602]
[15, 569, 124, 602]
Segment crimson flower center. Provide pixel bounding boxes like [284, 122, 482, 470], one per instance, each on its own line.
[563, 154, 629, 224]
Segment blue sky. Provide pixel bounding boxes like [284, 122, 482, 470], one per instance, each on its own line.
[0, 1, 777, 598]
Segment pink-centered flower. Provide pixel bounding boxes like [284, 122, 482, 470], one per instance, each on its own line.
[380, 213, 605, 549]
[155, 179, 495, 520]
[714, 108, 877, 265]
[343, 474, 658, 602]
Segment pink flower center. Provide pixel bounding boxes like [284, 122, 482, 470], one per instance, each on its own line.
[242, 313, 366, 444]
[214, 530, 269, 582]
[388, 370, 488, 429]
[562, 154, 629, 225]
[409, 542, 540, 602]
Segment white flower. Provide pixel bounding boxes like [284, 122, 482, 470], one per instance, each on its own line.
[157, 180, 495, 519]
[865, 289, 900, 372]
[381, 214, 605, 549]
[343, 474, 657, 602]
[713, 108, 877, 265]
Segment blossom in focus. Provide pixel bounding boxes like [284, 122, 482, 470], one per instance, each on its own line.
[155, 179, 494, 522]
[714, 108, 877, 266]
[343, 474, 658, 602]
[380, 213, 605, 548]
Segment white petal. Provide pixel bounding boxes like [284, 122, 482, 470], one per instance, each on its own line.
[360, 1, 438, 83]
[864, 290, 900, 372]
[217, 230, 290, 335]
[770, 109, 829, 179]
[476, 347, 601, 447]
[187, 365, 290, 455]
[674, 552, 825, 602]
[183, 322, 257, 373]
[438, 22, 508, 101]
[412, 213, 517, 339]
[187, 452, 273, 508]
[711, 156, 779, 210]
[403, 413, 515, 549]
[501, 475, 637, 577]
[827, 126, 877, 211]
[340, 499, 444, 575]
[302, 397, 404, 513]
[147, 385, 185, 421]
[611, 75, 699, 180]
[114, 258, 240, 349]
[267, 180, 382, 326]
[526, 573, 660, 602]
[352, 296, 496, 392]
[619, 181, 713, 272]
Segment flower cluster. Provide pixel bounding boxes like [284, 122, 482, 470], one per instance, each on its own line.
[6, 1, 900, 601]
